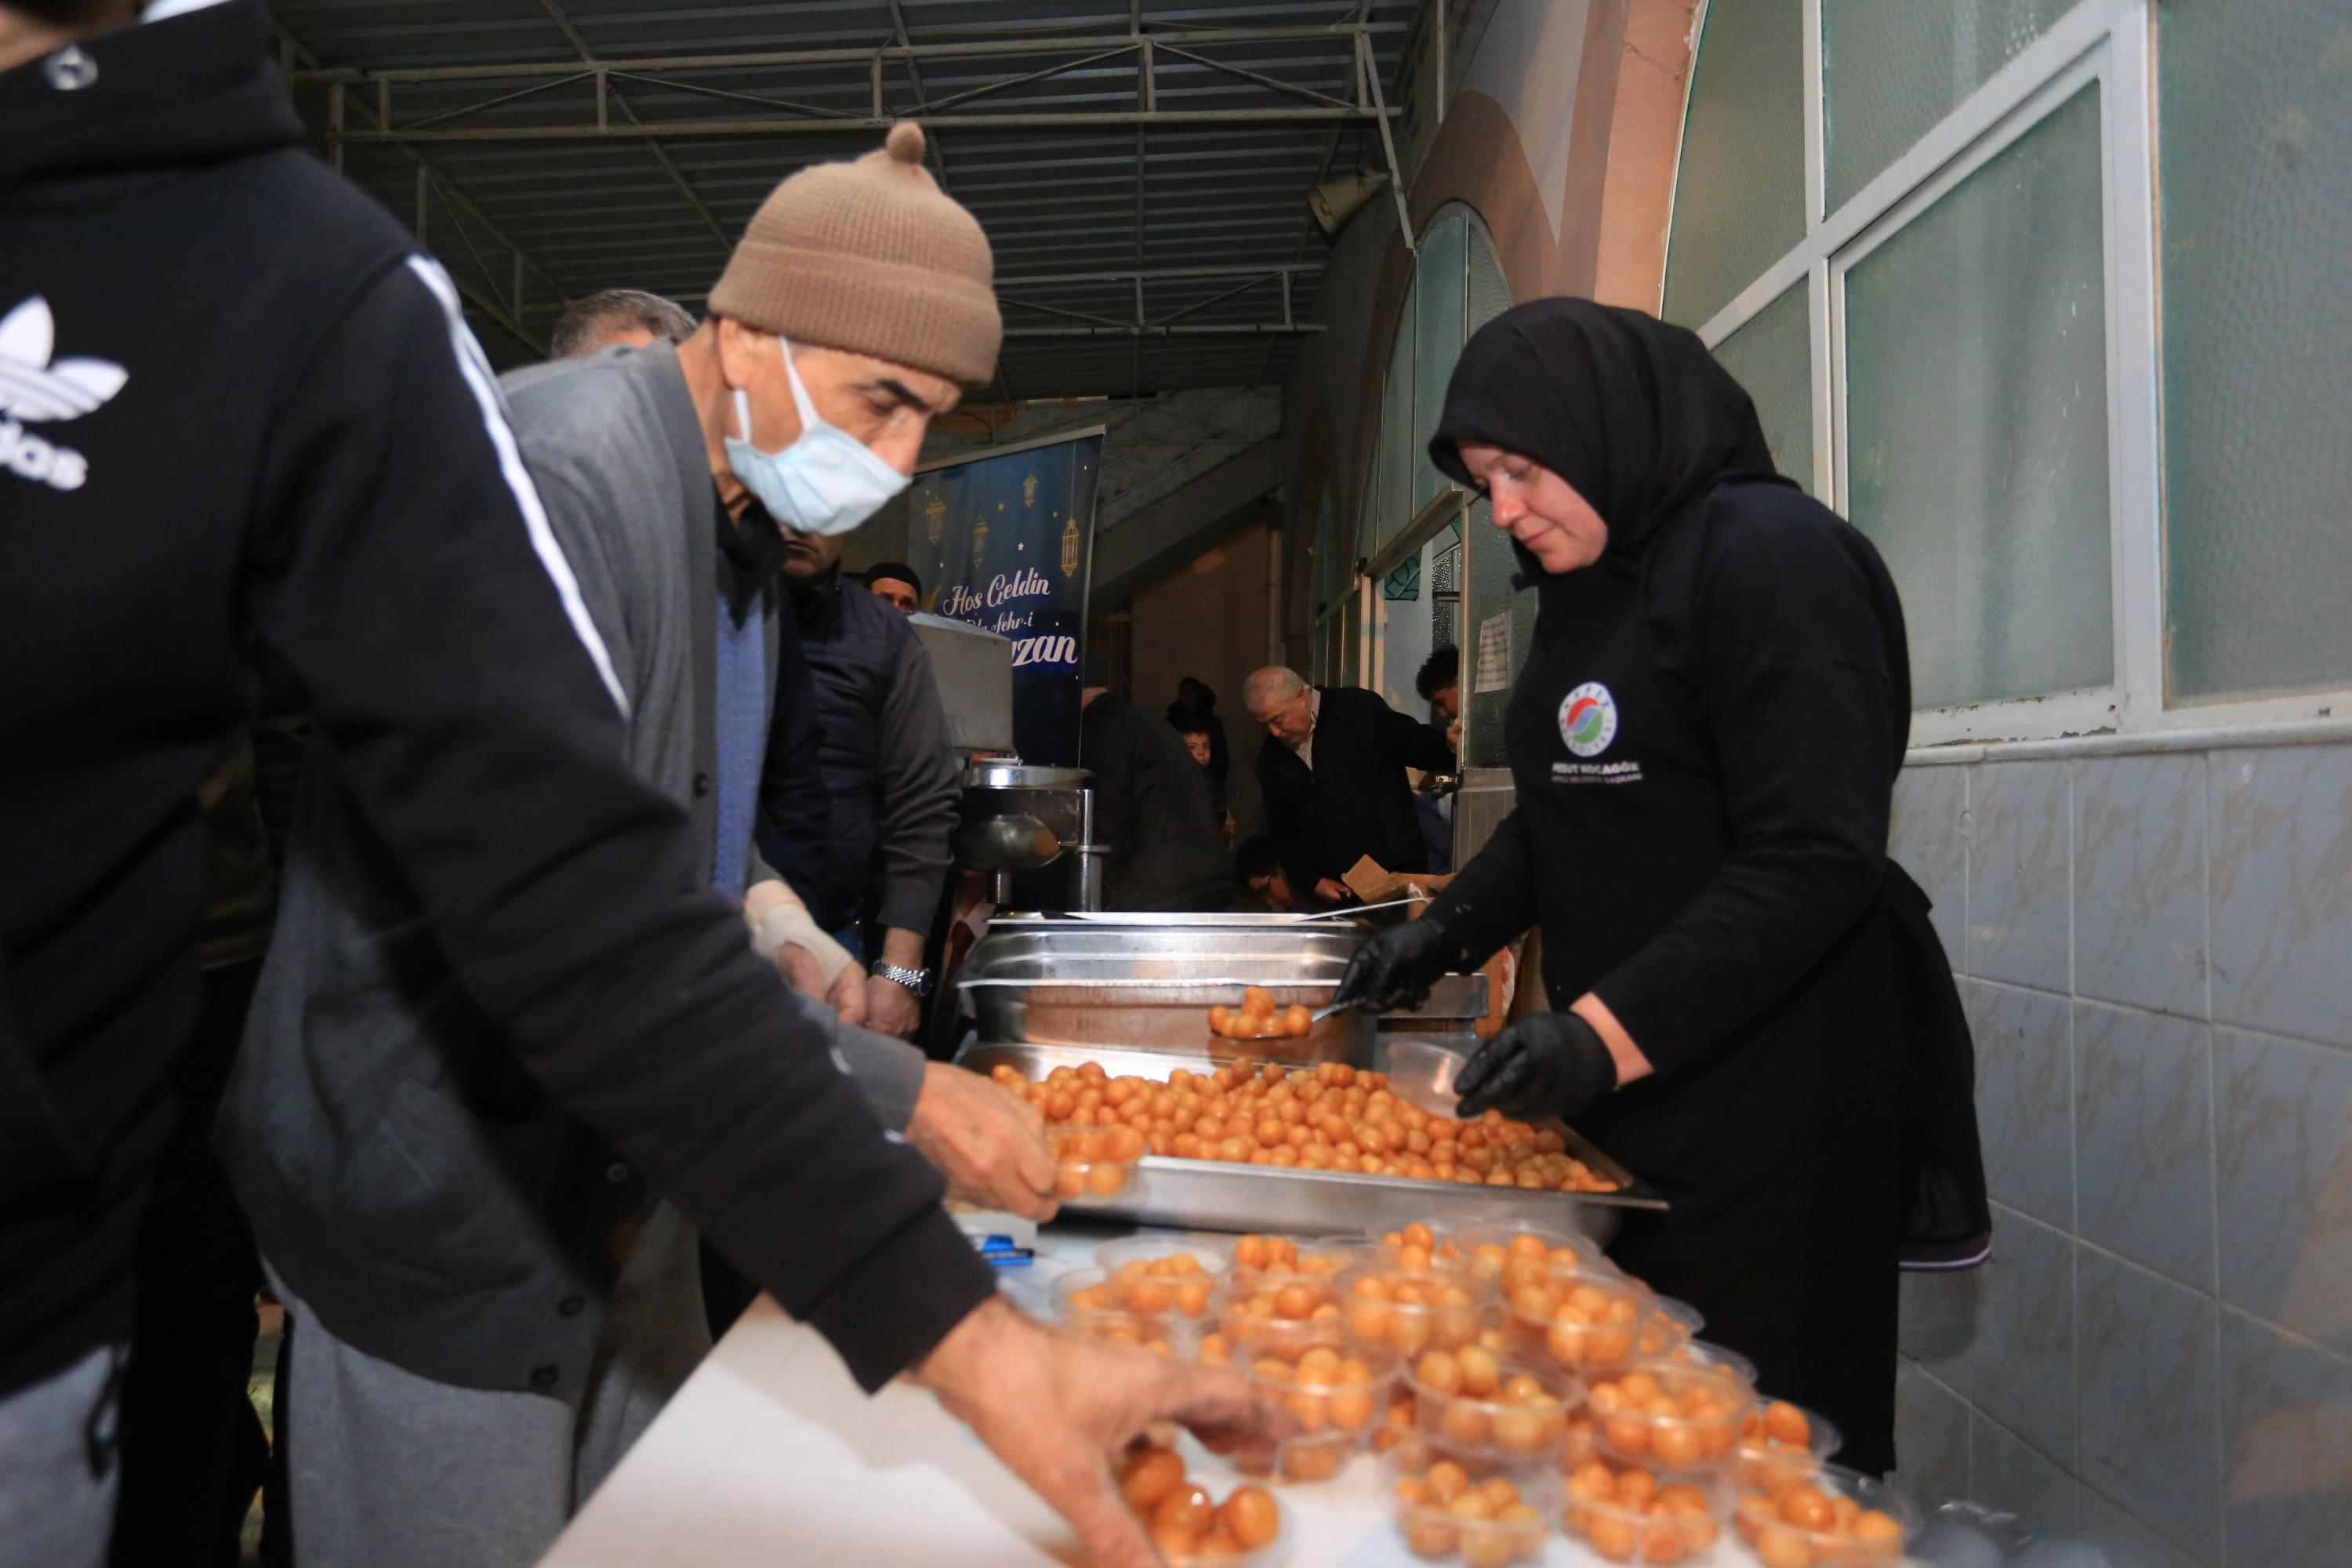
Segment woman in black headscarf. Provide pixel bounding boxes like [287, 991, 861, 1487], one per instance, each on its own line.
[1334, 299, 1984, 1474]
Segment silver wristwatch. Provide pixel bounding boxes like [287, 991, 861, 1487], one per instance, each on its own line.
[873, 961, 932, 998]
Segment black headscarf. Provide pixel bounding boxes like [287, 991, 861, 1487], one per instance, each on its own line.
[1430, 299, 1784, 573]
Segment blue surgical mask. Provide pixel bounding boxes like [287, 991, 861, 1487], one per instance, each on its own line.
[723, 335, 909, 537]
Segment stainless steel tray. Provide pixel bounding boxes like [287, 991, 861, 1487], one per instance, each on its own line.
[959, 924, 1366, 1062]
[992, 912, 1374, 928]
[956, 925, 1490, 1063]
[960, 1042, 1664, 1245]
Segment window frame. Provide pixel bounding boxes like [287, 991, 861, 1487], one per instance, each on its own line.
[1671, 0, 2347, 743]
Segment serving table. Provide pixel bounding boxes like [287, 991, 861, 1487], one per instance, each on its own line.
[538, 1219, 1828, 1568]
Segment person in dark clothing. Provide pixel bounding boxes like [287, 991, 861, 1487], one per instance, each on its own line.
[0, 9, 1272, 1564]
[1171, 715, 1233, 839]
[1080, 678, 1232, 912]
[109, 697, 299, 1568]
[1244, 668, 1456, 905]
[862, 559, 924, 615]
[1415, 645, 1461, 728]
[775, 524, 960, 1035]
[1234, 834, 1302, 912]
[1166, 676, 1231, 818]
[1333, 299, 1986, 1477]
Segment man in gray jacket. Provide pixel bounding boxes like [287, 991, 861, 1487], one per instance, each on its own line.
[221, 125, 1060, 1566]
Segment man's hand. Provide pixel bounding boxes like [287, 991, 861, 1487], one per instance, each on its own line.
[908, 1063, 1058, 1221]
[826, 959, 869, 1028]
[1446, 719, 1463, 750]
[865, 971, 921, 1039]
[916, 1298, 1287, 1568]
[1314, 877, 1352, 905]
[776, 946, 869, 1028]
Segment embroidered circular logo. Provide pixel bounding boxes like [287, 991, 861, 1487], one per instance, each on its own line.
[1558, 682, 1618, 758]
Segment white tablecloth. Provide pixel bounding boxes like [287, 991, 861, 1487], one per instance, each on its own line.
[540, 1222, 1769, 1568]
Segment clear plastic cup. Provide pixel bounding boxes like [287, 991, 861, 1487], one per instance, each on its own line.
[1671, 1337, 1759, 1385]
[1361, 1219, 1454, 1270]
[1080, 1244, 1225, 1323]
[1407, 1349, 1577, 1466]
[1214, 1270, 1350, 1342]
[1058, 1305, 1192, 1359]
[1381, 1440, 1559, 1566]
[1632, 1295, 1704, 1357]
[1445, 1221, 1608, 1287]
[1736, 1397, 1844, 1495]
[1226, 1232, 1363, 1290]
[1335, 1259, 1493, 1359]
[1732, 1460, 1922, 1566]
[1499, 1265, 1654, 1374]
[1047, 1125, 1141, 1199]
[1232, 1323, 1402, 1484]
[1585, 1358, 1756, 1470]
[1561, 1454, 1731, 1565]
[1052, 1268, 1206, 1339]
[1093, 1232, 1236, 1279]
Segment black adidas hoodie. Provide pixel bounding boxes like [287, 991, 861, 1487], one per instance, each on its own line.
[0, 0, 991, 1399]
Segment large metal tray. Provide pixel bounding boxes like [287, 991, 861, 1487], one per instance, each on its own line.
[957, 925, 1486, 1063]
[960, 1042, 1664, 1246]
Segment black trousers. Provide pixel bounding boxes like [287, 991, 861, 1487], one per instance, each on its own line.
[107, 960, 278, 1568]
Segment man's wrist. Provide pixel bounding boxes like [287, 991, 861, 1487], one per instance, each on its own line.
[874, 961, 931, 997]
[912, 1293, 1018, 1398]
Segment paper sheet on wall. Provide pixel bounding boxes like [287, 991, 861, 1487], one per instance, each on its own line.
[1473, 612, 1512, 694]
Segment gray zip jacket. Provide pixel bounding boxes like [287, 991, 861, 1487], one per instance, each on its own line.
[220, 343, 926, 1393]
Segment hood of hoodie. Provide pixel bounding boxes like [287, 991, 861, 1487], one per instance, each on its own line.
[0, 0, 300, 192]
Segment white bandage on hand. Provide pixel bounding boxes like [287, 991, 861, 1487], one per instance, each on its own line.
[743, 886, 855, 985]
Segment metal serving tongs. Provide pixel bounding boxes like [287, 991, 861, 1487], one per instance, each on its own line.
[1290, 895, 1426, 924]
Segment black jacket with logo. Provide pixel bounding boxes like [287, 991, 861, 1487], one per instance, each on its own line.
[1255, 685, 1457, 895]
[0, 0, 989, 1398]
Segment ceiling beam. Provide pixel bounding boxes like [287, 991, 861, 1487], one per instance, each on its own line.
[513, 262, 1325, 316]
[328, 107, 1399, 145]
[292, 25, 1407, 84]
[271, 21, 564, 357]
[532, 0, 732, 256]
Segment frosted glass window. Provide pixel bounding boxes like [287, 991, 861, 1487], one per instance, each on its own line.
[1710, 283, 1814, 494]
[1312, 486, 1347, 615]
[1844, 85, 2111, 708]
[1663, 0, 1807, 329]
[1823, 0, 2077, 214]
[1462, 498, 1537, 769]
[2160, 0, 2352, 700]
[1372, 285, 1417, 555]
[1468, 225, 1512, 335]
[1413, 216, 1467, 514]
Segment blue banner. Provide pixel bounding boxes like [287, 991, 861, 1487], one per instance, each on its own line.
[908, 430, 1102, 767]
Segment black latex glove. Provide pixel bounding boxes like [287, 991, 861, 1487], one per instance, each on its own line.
[1453, 1011, 1618, 1121]
[1329, 916, 1458, 1014]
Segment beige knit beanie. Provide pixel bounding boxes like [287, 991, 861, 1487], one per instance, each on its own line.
[708, 122, 1000, 387]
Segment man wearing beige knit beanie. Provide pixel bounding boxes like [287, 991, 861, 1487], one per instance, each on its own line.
[226, 122, 1280, 1568]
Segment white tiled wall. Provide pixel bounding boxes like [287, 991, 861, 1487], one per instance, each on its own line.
[1886, 742, 2352, 1568]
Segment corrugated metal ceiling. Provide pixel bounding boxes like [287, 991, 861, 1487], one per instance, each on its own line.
[274, 1, 1416, 398]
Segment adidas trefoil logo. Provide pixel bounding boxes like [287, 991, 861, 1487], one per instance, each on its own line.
[0, 296, 128, 492]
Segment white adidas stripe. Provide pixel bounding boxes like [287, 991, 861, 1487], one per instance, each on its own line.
[403, 256, 630, 718]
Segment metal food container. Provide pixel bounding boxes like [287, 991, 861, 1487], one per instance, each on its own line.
[959, 920, 1490, 1063]
[959, 1041, 1661, 1245]
[958, 924, 1373, 1063]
